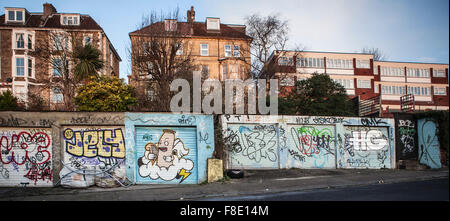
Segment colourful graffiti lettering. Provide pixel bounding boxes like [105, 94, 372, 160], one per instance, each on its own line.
[24, 162, 52, 185]
[0, 131, 51, 165]
[1, 129, 52, 186]
[64, 128, 125, 158]
[294, 126, 334, 156]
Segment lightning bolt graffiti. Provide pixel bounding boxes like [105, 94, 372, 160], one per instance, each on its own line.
[178, 169, 191, 183]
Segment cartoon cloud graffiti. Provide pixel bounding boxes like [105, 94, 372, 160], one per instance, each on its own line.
[138, 129, 194, 183]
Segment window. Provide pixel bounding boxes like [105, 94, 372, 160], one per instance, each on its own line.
[28, 34, 33, 49]
[206, 18, 220, 30]
[176, 43, 183, 55]
[297, 57, 324, 68]
[373, 65, 378, 75]
[356, 60, 370, 69]
[164, 19, 177, 31]
[374, 84, 379, 93]
[334, 79, 354, 89]
[433, 69, 446, 77]
[326, 58, 352, 69]
[16, 11, 23, 21]
[52, 88, 63, 103]
[201, 65, 209, 79]
[62, 15, 79, 25]
[357, 79, 371, 89]
[146, 89, 156, 101]
[7, 10, 25, 22]
[16, 58, 25, 76]
[434, 87, 447, 95]
[53, 58, 62, 77]
[166, 20, 178, 32]
[278, 57, 293, 66]
[84, 36, 92, 45]
[224, 45, 232, 57]
[200, 44, 208, 56]
[16, 33, 25, 48]
[407, 68, 429, 78]
[53, 34, 69, 51]
[28, 59, 33, 77]
[233, 45, 240, 57]
[407, 86, 431, 96]
[223, 64, 228, 79]
[381, 67, 404, 77]
[8, 11, 15, 21]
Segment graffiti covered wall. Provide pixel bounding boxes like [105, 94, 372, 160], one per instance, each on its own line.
[225, 123, 279, 169]
[0, 128, 53, 187]
[125, 113, 214, 184]
[338, 125, 391, 169]
[60, 126, 127, 187]
[221, 115, 396, 170]
[394, 114, 418, 161]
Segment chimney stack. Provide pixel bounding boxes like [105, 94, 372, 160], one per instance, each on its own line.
[187, 6, 195, 23]
[187, 6, 195, 35]
[43, 3, 57, 18]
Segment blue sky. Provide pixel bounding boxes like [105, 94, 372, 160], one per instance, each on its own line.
[1, 0, 449, 81]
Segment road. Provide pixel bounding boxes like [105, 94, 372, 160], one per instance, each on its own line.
[199, 178, 449, 201]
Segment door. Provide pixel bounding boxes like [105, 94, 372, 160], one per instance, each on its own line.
[225, 123, 279, 169]
[418, 118, 441, 169]
[135, 127, 198, 184]
[338, 126, 391, 169]
[287, 124, 336, 169]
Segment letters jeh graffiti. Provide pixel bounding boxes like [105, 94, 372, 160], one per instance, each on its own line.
[63, 128, 125, 158]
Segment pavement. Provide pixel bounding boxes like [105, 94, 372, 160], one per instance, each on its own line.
[0, 168, 448, 201]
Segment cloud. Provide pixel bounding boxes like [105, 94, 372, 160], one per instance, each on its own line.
[139, 156, 194, 181]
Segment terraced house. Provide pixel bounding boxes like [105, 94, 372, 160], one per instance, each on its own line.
[129, 6, 252, 99]
[269, 50, 449, 117]
[0, 3, 121, 109]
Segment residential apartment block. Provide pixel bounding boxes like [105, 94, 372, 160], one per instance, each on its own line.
[0, 3, 121, 109]
[269, 50, 449, 116]
[129, 6, 252, 97]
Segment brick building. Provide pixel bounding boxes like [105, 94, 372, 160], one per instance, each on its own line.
[269, 50, 449, 116]
[128, 6, 252, 98]
[0, 3, 121, 109]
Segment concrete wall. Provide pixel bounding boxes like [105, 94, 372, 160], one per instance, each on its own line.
[221, 115, 396, 170]
[0, 112, 215, 187]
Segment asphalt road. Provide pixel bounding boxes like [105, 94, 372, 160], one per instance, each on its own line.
[200, 178, 449, 201]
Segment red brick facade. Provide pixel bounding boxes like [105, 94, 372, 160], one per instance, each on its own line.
[0, 4, 121, 109]
[270, 50, 449, 116]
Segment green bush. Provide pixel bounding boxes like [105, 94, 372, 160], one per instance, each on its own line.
[0, 90, 19, 111]
[74, 76, 137, 111]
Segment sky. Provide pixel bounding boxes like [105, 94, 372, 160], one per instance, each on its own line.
[1, 0, 449, 82]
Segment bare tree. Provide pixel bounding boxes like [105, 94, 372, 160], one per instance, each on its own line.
[244, 13, 290, 80]
[361, 47, 388, 61]
[30, 31, 83, 111]
[128, 8, 196, 112]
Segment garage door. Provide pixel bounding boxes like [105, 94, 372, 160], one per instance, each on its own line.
[418, 118, 441, 169]
[338, 126, 391, 169]
[286, 124, 336, 169]
[135, 127, 198, 184]
[225, 123, 279, 169]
